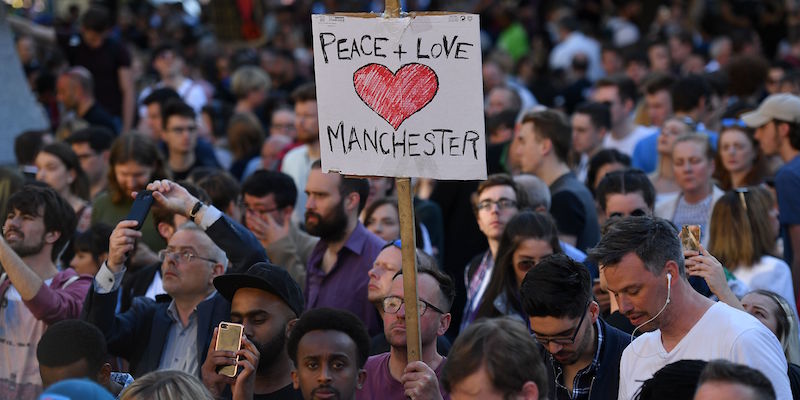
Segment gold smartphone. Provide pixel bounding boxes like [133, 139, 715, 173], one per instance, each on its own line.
[215, 322, 244, 377]
[680, 225, 701, 252]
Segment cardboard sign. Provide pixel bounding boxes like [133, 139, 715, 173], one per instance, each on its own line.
[312, 14, 487, 180]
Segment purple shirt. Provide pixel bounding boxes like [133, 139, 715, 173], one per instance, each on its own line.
[356, 353, 450, 400]
[306, 222, 383, 335]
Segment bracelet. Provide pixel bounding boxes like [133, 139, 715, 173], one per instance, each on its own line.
[189, 201, 204, 222]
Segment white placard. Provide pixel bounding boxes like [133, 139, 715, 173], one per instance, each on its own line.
[311, 14, 486, 180]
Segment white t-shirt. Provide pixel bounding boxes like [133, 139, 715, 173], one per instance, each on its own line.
[734, 255, 796, 309]
[618, 302, 792, 400]
[603, 125, 656, 157]
[138, 78, 208, 116]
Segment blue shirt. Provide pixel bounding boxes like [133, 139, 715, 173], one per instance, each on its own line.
[776, 155, 800, 266]
[632, 128, 718, 173]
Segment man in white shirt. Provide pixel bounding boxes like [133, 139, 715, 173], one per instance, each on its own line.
[571, 102, 610, 182]
[281, 83, 320, 225]
[591, 75, 655, 156]
[588, 216, 792, 400]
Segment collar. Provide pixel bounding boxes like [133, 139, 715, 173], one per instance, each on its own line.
[337, 222, 371, 256]
[165, 291, 217, 325]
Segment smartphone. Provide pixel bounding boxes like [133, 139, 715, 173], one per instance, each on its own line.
[126, 190, 154, 230]
[680, 225, 701, 252]
[215, 322, 244, 377]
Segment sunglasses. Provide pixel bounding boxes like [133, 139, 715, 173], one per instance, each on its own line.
[608, 208, 649, 219]
[720, 118, 747, 128]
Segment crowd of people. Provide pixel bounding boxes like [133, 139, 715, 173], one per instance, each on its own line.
[3, 0, 800, 399]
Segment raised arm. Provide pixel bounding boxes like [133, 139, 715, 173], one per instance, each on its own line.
[147, 180, 269, 272]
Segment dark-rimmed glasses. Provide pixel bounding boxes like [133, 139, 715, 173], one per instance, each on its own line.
[382, 295, 446, 316]
[531, 302, 590, 346]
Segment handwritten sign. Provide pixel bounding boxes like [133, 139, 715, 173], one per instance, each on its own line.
[312, 14, 487, 180]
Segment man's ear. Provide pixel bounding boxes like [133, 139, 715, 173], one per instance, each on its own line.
[623, 98, 634, 114]
[44, 230, 60, 245]
[291, 369, 300, 389]
[344, 191, 360, 214]
[779, 121, 792, 141]
[537, 135, 552, 156]
[96, 362, 112, 386]
[209, 262, 225, 284]
[157, 222, 175, 241]
[589, 301, 600, 323]
[286, 318, 298, 338]
[357, 369, 367, 389]
[520, 381, 540, 400]
[437, 313, 452, 336]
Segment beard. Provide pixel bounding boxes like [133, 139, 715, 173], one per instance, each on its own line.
[254, 323, 288, 374]
[5, 230, 45, 258]
[305, 201, 348, 241]
[553, 325, 593, 366]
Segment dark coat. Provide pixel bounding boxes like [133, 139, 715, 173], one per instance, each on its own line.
[543, 318, 630, 400]
[82, 287, 230, 378]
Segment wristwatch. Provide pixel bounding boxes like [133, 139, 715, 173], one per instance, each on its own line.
[189, 201, 204, 222]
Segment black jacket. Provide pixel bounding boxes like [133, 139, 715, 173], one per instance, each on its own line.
[83, 287, 230, 378]
[543, 318, 630, 400]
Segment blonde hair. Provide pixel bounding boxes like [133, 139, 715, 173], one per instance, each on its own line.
[748, 290, 800, 364]
[119, 370, 214, 400]
[231, 66, 271, 100]
[708, 187, 776, 268]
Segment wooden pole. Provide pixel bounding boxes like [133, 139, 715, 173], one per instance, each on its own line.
[396, 177, 421, 362]
[384, 0, 421, 365]
[385, 0, 400, 17]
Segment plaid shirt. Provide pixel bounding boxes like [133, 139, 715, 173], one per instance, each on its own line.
[551, 318, 604, 400]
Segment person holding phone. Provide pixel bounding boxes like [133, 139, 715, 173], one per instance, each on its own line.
[655, 134, 724, 247]
[83, 217, 229, 379]
[589, 217, 792, 400]
[84, 178, 269, 379]
[91, 133, 169, 253]
[202, 262, 305, 399]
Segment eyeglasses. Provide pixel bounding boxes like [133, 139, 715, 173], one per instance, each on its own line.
[531, 302, 590, 346]
[721, 118, 747, 128]
[240, 200, 282, 216]
[382, 295, 446, 316]
[169, 125, 198, 134]
[476, 198, 517, 211]
[735, 187, 749, 212]
[608, 208, 649, 219]
[158, 249, 217, 264]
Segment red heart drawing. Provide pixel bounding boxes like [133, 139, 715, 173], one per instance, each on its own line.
[353, 63, 439, 130]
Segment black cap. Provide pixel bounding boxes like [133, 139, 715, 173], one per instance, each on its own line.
[214, 262, 304, 317]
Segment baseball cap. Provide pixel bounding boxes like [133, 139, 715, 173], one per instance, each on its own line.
[741, 93, 800, 127]
[38, 379, 114, 400]
[214, 262, 304, 317]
